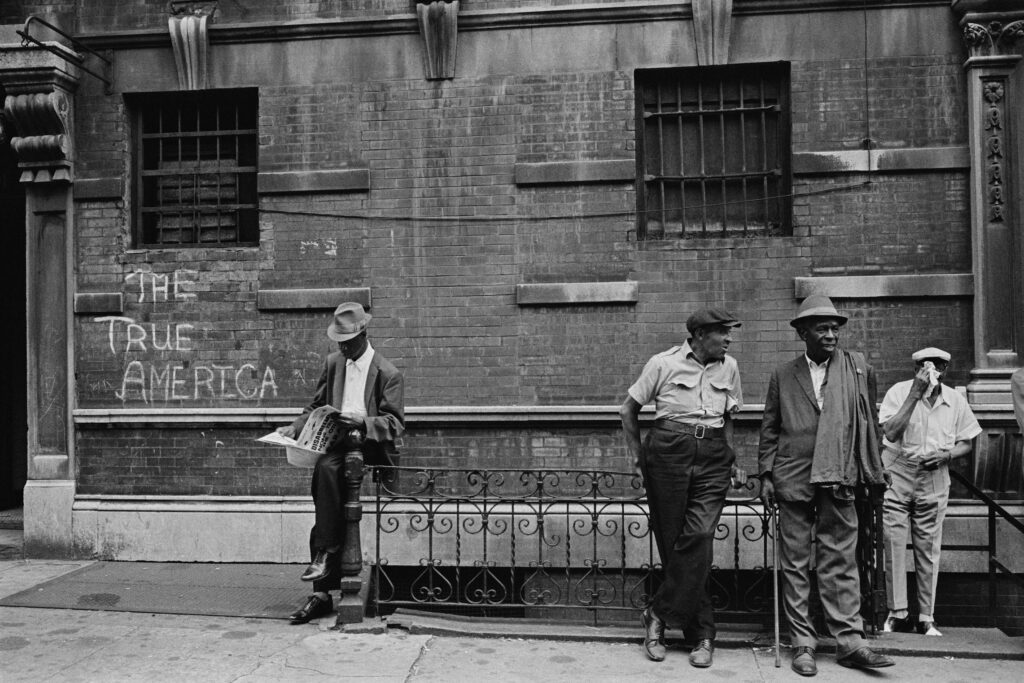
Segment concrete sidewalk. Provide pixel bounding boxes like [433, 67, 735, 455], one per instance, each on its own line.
[1, 529, 1022, 682]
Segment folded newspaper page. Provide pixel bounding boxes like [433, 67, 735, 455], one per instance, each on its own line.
[257, 405, 351, 466]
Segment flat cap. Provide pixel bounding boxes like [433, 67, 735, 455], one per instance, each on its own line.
[686, 308, 742, 335]
[912, 347, 951, 362]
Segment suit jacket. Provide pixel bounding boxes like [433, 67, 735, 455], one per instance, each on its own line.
[291, 350, 405, 468]
[758, 352, 878, 502]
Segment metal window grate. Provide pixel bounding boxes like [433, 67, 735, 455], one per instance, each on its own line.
[636, 63, 791, 240]
[131, 89, 258, 247]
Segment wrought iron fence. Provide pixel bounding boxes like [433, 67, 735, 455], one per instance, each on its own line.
[368, 467, 779, 625]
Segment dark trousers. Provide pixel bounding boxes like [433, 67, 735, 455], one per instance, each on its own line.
[777, 490, 867, 658]
[309, 449, 346, 592]
[641, 426, 734, 639]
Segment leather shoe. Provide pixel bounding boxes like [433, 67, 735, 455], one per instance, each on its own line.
[688, 638, 713, 668]
[640, 607, 666, 662]
[288, 594, 333, 624]
[837, 646, 895, 669]
[791, 646, 817, 677]
[301, 549, 336, 582]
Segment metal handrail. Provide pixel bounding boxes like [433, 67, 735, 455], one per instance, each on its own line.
[16, 15, 112, 90]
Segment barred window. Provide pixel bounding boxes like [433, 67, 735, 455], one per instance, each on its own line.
[130, 88, 258, 247]
[635, 63, 791, 239]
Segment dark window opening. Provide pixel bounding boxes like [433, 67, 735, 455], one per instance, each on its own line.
[130, 88, 258, 247]
[635, 63, 791, 240]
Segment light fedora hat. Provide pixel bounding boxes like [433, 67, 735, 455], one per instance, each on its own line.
[790, 294, 848, 328]
[327, 302, 372, 341]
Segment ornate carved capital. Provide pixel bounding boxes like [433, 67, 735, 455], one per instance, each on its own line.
[416, 0, 459, 81]
[961, 18, 1024, 58]
[3, 89, 73, 183]
[168, 2, 217, 90]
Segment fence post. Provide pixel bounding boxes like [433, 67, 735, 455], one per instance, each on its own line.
[341, 447, 365, 576]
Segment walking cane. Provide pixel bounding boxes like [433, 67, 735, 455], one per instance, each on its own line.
[772, 501, 781, 668]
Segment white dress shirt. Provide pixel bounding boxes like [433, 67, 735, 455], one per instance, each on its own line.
[806, 355, 829, 409]
[340, 344, 375, 418]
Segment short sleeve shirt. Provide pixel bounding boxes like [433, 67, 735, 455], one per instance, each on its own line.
[627, 341, 743, 428]
[878, 380, 982, 456]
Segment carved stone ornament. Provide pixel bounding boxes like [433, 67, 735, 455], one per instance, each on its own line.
[962, 19, 1024, 57]
[3, 90, 73, 184]
[982, 78, 1006, 223]
[168, 2, 217, 90]
[692, 0, 733, 66]
[416, 0, 459, 80]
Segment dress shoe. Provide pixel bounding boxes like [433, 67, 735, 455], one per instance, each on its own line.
[837, 646, 895, 669]
[917, 620, 943, 636]
[688, 638, 714, 668]
[883, 615, 911, 633]
[301, 549, 336, 582]
[791, 646, 816, 676]
[288, 594, 333, 624]
[640, 607, 666, 662]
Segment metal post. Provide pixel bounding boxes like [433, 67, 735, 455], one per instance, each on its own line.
[341, 444, 365, 576]
[772, 503, 781, 668]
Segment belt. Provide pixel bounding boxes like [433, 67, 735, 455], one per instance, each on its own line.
[654, 419, 724, 439]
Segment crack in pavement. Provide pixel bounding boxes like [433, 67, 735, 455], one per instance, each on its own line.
[404, 634, 435, 682]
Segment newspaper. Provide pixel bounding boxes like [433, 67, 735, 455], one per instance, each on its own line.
[257, 405, 354, 466]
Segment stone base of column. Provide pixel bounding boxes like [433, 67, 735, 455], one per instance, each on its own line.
[23, 479, 75, 558]
[968, 367, 1016, 405]
[335, 564, 372, 624]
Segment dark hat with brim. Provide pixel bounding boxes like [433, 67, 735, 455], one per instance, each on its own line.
[790, 295, 847, 328]
[327, 302, 372, 341]
[686, 307, 742, 335]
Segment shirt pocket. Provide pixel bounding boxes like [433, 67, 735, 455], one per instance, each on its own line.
[708, 378, 732, 415]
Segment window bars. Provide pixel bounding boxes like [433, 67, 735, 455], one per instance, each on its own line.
[636, 63, 791, 240]
[132, 89, 258, 247]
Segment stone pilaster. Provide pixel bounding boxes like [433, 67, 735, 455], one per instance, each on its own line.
[0, 42, 80, 556]
[953, 2, 1024, 403]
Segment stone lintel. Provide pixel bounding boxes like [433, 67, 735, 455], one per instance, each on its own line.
[514, 160, 634, 185]
[516, 281, 638, 306]
[794, 274, 974, 299]
[257, 169, 370, 194]
[74, 177, 122, 200]
[257, 287, 371, 310]
[793, 147, 969, 175]
[74, 292, 124, 314]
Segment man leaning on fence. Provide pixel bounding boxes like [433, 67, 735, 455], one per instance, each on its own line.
[276, 302, 405, 626]
[878, 347, 981, 637]
[757, 295, 893, 676]
[620, 307, 747, 669]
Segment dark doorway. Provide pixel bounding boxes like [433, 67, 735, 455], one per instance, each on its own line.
[0, 92, 28, 511]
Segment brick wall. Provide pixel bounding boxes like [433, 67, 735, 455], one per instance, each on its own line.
[71, 13, 977, 495]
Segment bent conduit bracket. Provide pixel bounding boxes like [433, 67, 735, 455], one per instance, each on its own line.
[16, 15, 113, 94]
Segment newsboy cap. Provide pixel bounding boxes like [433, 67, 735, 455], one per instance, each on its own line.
[327, 302, 372, 341]
[912, 347, 951, 362]
[686, 308, 742, 335]
[790, 295, 848, 328]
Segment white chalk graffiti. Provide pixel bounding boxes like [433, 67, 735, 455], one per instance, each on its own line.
[95, 268, 278, 404]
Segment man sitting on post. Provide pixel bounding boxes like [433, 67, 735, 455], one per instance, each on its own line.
[879, 347, 981, 636]
[276, 302, 405, 625]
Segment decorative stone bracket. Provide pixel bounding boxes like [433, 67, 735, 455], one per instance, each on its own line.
[416, 0, 459, 80]
[3, 90, 73, 184]
[168, 1, 217, 90]
[962, 18, 1024, 58]
[692, 0, 733, 66]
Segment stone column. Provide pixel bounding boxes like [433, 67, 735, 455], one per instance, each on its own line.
[953, 2, 1024, 403]
[0, 42, 79, 556]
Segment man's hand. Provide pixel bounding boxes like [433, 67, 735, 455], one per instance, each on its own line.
[918, 449, 950, 471]
[759, 475, 775, 506]
[276, 424, 296, 439]
[910, 365, 932, 400]
[730, 465, 748, 489]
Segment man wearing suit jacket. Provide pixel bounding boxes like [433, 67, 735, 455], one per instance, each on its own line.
[277, 302, 405, 626]
[758, 295, 892, 676]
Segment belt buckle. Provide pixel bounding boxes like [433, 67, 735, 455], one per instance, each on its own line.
[694, 424, 706, 439]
